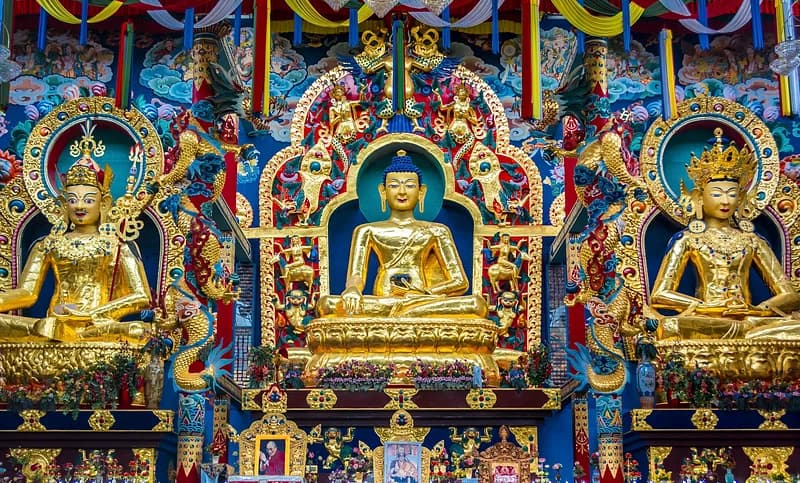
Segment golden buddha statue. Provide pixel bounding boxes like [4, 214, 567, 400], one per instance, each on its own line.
[317, 150, 487, 318]
[303, 150, 500, 383]
[0, 145, 150, 342]
[650, 129, 800, 341]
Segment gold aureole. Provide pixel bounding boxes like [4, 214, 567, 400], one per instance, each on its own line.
[648, 446, 672, 482]
[152, 410, 174, 431]
[639, 96, 780, 226]
[238, 413, 308, 476]
[22, 96, 164, 227]
[690, 409, 718, 430]
[743, 447, 794, 482]
[757, 409, 788, 430]
[306, 389, 338, 409]
[541, 388, 561, 410]
[373, 411, 431, 483]
[133, 448, 157, 483]
[242, 389, 261, 411]
[16, 410, 46, 431]
[88, 410, 116, 431]
[466, 389, 497, 409]
[772, 172, 800, 291]
[10, 448, 61, 481]
[630, 409, 654, 431]
[384, 388, 419, 409]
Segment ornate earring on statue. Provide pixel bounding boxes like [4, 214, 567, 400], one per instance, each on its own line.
[380, 193, 387, 213]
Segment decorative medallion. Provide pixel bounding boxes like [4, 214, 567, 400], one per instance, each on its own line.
[383, 388, 418, 409]
[16, 410, 46, 432]
[88, 410, 116, 431]
[757, 409, 788, 430]
[466, 389, 497, 409]
[262, 384, 288, 413]
[306, 389, 338, 409]
[9, 448, 61, 481]
[375, 410, 430, 444]
[690, 408, 718, 430]
[630, 409, 654, 431]
[743, 446, 794, 482]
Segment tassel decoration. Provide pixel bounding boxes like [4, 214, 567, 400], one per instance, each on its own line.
[659, 29, 677, 120]
[491, 0, 499, 54]
[183, 7, 195, 52]
[751, 0, 764, 50]
[115, 20, 134, 109]
[349, 8, 358, 48]
[79, 0, 88, 45]
[697, 0, 709, 50]
[622, 0, 630, 52]
[37, 6, 48, 51]
[442, 7, 450, 50]
[234, 3, 242, 46]
[293, 13, 302, 46]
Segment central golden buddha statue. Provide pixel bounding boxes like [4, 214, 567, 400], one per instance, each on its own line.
[650, 129, 800, 355]
[304, 150, 500, 383]
[0, 152, 150, 343]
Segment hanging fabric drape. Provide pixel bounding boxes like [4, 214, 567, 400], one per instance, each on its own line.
[521, 0, 541, 119]
[79, 0, 88, 45]
[252, 0, 271, 115]
[115, 20, 134, 109]
[36, 0, 122, 24]
[285, 0, 373, 27]
[146, 0, 242, 30]
[657, 0, 690, 16]
[183, 7, 194, 51]
[678, 0, 761, 35]
[550, 0, 646, 37]
[659, 29, 677, 120]
[37, 6, 47, 50]
[621, 0, 630, 51]
[696, 0, 709, 49]
[233, 3, 241, 45]
[775, 0, 796, 116]
[409, 0, 506, 28]
[751, 0, 764, 49]
[442, 7, 450, 49]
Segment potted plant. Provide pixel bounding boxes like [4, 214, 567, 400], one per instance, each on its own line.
[522, 343, 552, 387]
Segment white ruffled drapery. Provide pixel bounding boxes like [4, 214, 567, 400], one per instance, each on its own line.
[408, 0, 506, 28]
[678, 0, 761, 34]
[144, 0, 242, 30]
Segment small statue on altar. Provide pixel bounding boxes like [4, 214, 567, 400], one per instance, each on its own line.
[317, 150, 487, 318]
[280, 288, 315, 335]
[449, 426, 492, 456]
[492, 290, 524, 334]
[650, 129, 800, 340]
[0, 129, 151, 342]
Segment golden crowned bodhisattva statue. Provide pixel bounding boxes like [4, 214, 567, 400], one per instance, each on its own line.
[0, 127, 151, 343]
[651, 128, 800, 341]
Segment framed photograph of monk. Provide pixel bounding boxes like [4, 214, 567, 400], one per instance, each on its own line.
[383, 442, 422, 483]
[254, 435, 290, 476]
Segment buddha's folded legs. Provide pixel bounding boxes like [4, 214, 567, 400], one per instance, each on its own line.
[0, 315, 39, 341]
[660, 316, 759, 340]
[78, 321, 148, 341]
[746, 318, 800, 340]
[318, 294, 488, 318]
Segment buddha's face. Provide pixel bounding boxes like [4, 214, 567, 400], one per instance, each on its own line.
[65, 184, 102, 227]
[701, 179, 739, 221]
[381, 172, 426, 212]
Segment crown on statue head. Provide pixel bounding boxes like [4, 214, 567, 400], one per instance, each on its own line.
[686, 128, 756, 189]
[63, 119, 112, 191]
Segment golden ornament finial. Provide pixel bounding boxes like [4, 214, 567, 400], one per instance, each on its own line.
[63, 120, 112, 191]
[686, 127, 756, 190]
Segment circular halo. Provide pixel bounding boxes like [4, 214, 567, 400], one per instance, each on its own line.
[639, 96, 779, 226]
[22, 96, 164, 225]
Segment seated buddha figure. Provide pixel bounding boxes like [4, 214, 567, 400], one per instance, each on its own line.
[317, 150, 488, 319]
[0, 155, 151, 342]
[650, 130, 800, 340]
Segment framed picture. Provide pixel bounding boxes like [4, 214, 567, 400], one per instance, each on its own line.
[383, 442, 423, 483]
[254, 435, 290, 476]
[491, 463, 520, 483]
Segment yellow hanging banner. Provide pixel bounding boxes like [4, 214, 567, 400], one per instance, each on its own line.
[551, 0, 645, 37]
[775, 0, 792, 116]
[285, 0, 373, 28]
[37, 0, 123, 24]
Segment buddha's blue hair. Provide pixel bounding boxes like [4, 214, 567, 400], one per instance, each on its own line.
[383, 151, 423, 184]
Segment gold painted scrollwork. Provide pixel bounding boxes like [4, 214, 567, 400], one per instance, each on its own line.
[743, 446, 794, 482]
[690, 409, 718, 430]
[88, 410, 116, 431]
[630, 409, 654, 431]
[9, 448, 61, 481]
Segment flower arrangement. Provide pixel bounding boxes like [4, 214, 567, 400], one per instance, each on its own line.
[622, 453, 641, 483]
[317, 360, 394, 391]
[409, 359, 479, 390]
[521, 343, 552, 387]
[248, 344, 279, 389]
[344, 446, 370, 477]
[686, 366, 719, 408]
[281, 362, 306, 389]
[659, 356, 689, 403]
[111, 347, 142, 404]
